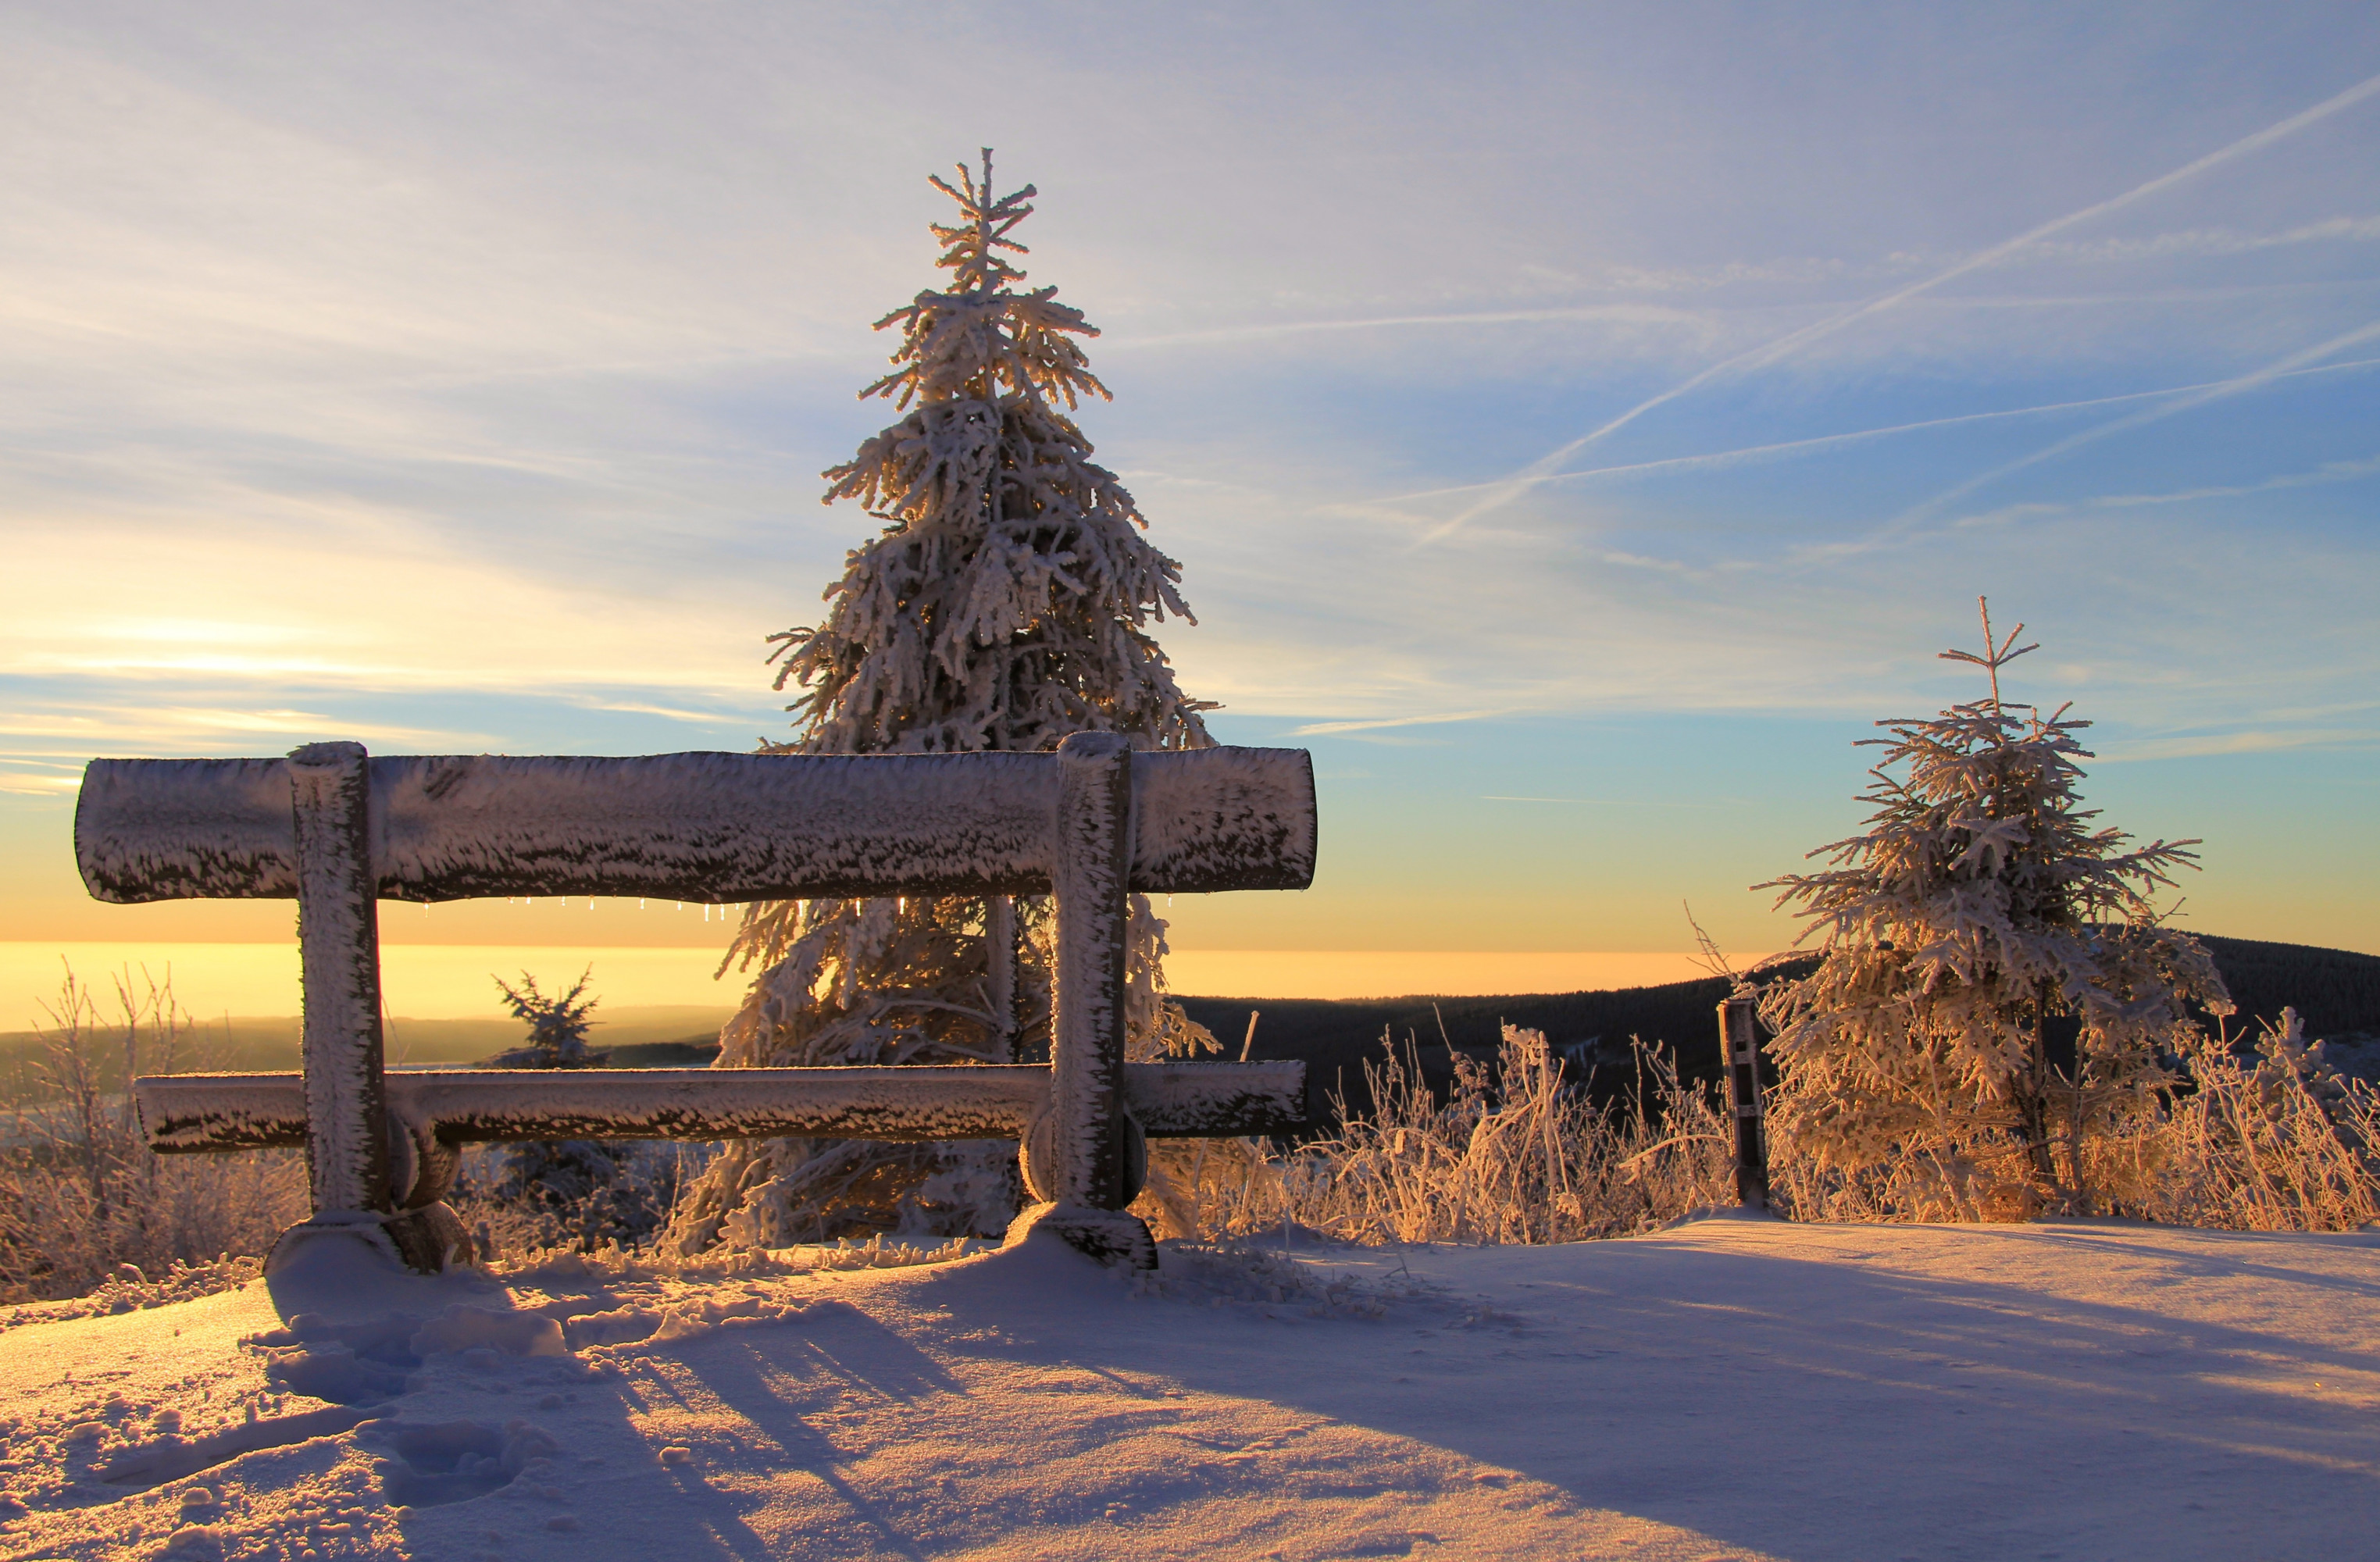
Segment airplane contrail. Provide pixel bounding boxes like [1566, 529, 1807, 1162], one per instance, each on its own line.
[1418, 68, 2380, 545]
[1101, 303, 1706, 351]
[1380, 358, 2380, 507]
[1368, 355, 2380, 508]
[1894, 318, 2380, 525]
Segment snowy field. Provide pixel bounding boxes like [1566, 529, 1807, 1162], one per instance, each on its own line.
[1, 1214, 2373, 1561]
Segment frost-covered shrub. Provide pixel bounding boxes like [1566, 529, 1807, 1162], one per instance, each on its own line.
[1754, 602, 2231, 1220]
[669, 152, 1217, 1253]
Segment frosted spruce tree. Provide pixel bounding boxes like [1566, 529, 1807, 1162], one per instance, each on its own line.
[484, 969, 606, 1069]
[668, 152, 1219, 1254]
[473, 971, 666, 1251]
[1755, 601, 2232, 1218]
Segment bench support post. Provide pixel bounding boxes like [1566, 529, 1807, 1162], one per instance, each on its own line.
[1015, 731, 1155, 1267]
[266, 742, 410, 1279]
[274, 742, 473, 1277]
[290, 741, 390, 1218]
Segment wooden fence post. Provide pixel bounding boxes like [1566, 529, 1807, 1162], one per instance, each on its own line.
[1020, 731, 1154, 1265]
[1050, 730, 1133, 1208]
[287, 741, 389, 1218]
[1717, 997, 1770, 1211]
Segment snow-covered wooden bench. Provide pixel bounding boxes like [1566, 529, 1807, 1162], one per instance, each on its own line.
[77, 733, 1315, 1275]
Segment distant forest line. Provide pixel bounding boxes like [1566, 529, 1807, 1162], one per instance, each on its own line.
[2, 934, 2372, 1122]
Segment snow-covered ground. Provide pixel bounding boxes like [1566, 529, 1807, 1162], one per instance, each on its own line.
[2, 1214, 2373, 1560]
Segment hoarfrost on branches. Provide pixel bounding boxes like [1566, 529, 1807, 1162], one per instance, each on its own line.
[669, 151, 1221, 1253]
[1754, 600, 2232, 1219]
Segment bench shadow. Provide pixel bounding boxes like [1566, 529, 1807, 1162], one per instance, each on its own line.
[640, 1311, 956, 1562]
[351, 1268, 962, 1560]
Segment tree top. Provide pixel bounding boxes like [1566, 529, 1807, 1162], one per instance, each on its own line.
[928, 148, 1034, 296]
[860, 149, 1108, 415]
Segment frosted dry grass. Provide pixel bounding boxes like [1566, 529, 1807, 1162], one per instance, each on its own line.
[2140, 1018, 2380, 1231]
[1766, 1010, 2380, 1231]
[0, 968, 305, 1306]
[1143, 1019, 2380, 1247]
[1140, 1025, 1739, 1246]
[489, 1229, 979, 1288]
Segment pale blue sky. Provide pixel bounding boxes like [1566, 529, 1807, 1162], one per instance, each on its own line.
[4, 2, 2377, 966]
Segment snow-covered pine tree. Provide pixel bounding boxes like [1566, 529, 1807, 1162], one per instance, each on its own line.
[474, 970, 666, 1251]
[667, 151, 1219, 1254]
[484, 969, 607, 1069]
[1754, 601, 2232, 1219]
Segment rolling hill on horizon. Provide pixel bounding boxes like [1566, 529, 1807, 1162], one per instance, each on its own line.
[4, 935, 2371, 1117]
[1178, 933, 2380, 1124]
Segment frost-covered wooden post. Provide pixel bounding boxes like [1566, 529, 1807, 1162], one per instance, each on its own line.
[287, 743, 391, 1222]
[1017, 733, 1145, 1263]
[80, 740, 1315, 1282]
[1717, 997, 1770, 1211]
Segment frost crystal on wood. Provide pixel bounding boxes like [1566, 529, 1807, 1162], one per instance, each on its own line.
[136, 1060, 1304, 1158]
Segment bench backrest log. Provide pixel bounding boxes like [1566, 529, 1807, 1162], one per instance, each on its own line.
[79, 734, 1315, 1272]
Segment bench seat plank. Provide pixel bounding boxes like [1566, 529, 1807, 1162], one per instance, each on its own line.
[135, 1060, 1307, 1150]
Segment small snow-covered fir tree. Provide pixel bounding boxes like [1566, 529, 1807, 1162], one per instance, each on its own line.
[476, 970, 665, 1250]
[485, 969, 608, 1069]
[1754, 601, 2232, 1218]
[667, 152, 1219, 1254]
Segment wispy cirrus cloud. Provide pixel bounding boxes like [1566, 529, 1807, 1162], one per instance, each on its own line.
[579, 699, 758, 727]
[2029, 215, 2380, 264]
[1101, 303, 1715, 353]
[1480, 794, 1725, 808]
[0, 704, 504, 753]
[0, 704, 509, 798]
[2095, 728, 2380, 762]
[1949, 451, 2380, 526]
